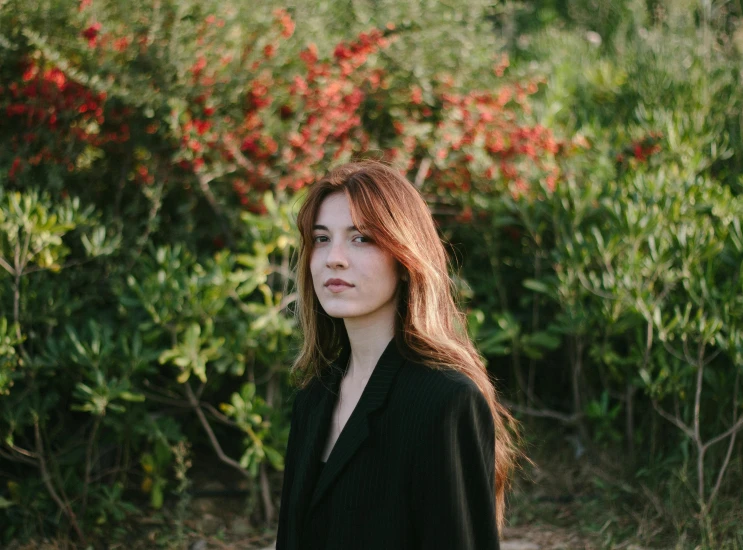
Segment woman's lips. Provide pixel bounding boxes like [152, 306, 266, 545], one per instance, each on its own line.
[326, 283, 353, 293]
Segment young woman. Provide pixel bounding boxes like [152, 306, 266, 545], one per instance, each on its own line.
[276, 160, 519, 550]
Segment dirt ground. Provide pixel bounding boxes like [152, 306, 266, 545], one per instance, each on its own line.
[4, 440, 664, 550]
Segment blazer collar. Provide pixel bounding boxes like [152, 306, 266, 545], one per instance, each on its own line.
[301, 336, 408, 513]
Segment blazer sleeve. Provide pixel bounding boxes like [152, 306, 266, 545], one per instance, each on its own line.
[410, 384, 499, 550]
[276, 390, 303, 550]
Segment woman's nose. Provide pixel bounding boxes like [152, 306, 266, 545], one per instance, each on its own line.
[326, 241, 349, 267]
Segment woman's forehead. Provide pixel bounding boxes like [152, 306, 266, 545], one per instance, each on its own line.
[314, 193, 363, 228]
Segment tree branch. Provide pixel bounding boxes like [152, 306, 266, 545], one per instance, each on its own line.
[0, 255, 13, 274]
[183, 382, 249, 478]
[34, 418, 86, 544]
[195, 172, 236, 250]
[81, 415, 102, 518]
[414, 158, 431, 189]
[502, 399, 583, 424]
[702, 414, 743, 451]
[707, 369, 740, 509]
[651, 399, 694, 439]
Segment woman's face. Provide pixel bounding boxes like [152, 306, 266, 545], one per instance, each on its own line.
[310, 192, 401, 323]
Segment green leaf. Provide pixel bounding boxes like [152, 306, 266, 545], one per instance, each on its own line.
[264, 446, 284, 471]
[0, 496, 14, 509]
[151, 480, 164, 510]
[523, 279, 551, 294]
[119, 391, 145, 402]
[525, 331, 561, 350]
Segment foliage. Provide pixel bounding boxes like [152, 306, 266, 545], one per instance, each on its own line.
[0, 0, 560, 545]
[2, 0, 742, 547]
[444, 1, 743, 545]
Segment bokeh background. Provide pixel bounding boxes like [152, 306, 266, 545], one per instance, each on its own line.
[1, 0, 743, 548]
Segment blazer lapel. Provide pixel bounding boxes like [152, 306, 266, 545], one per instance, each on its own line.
[291, 345, 350, 532]
[308, 337, 407, 512]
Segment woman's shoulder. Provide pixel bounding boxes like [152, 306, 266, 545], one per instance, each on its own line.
[395, 360, 484, 411]
[392, 361, 493, 449]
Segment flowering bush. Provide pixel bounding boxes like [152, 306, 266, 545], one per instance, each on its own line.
[0, 0, 564, 544]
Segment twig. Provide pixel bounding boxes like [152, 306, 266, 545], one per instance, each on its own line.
[707, 369, 740, 509]
[260, 463, 275, 526]
[640, 482, 667, 520]
[34, 418, 86, 544]
[81, 415, 102, 518]
[693, 343, 706, 502]
[576, 271, 618, 300]
[260, 375, 278, 525]
[702, 348, 722, 366]
[195, 172, 236, 250]
[201, 402, 241, 429]
[183, 382, 250, 478]
[414, 158, 431, 188]
[141, 389, 191, 408]
[0, 255, 13, 273]
[651, 400, 694, 439]
[502, 399, 582, 424]
[19, 223, 32, 275]
[661, 340, 687, 364]
[0, 447, 37, 465]
[22, 256, 99, 275]
[702, 413, 743, 451]
[126, 178, 165, 272]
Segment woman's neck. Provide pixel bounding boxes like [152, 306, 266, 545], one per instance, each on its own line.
[343, 317, 395, 381]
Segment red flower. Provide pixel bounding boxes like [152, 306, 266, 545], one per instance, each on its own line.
[44, 68, 67, 91]
[6, 104, 28, 116]
[193, 119, 211, 136]
[22, 65, 37, 82]
[300, 44, 318, 66]
[113, 37, 130, 52]
[8, 157, 22, 180]
[190, 56, 207, 78]
[456, 206, 473, 223]
[241, 138, 257, 153]
[82, 23, 102, 47]
[281, 18, 295, 38]
[273, 9, 295, 38]
[334, 43, 351, 60]
[633, 143, 646, 162]
[411, 87, 423, 105]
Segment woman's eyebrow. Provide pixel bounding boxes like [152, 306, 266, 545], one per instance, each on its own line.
[312, 224, 360, 231]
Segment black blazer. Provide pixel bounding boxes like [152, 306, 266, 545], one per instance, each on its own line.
[276, 337, 499, 550]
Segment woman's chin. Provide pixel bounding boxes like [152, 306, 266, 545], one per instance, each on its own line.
[321, 305, 369, 319]
[324, 309, 358, 319]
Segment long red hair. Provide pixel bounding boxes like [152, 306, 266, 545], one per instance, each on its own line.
[290, 159, 520, 530]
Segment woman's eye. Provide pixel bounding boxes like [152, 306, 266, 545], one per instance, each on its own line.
[312, 235, 371, 243]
